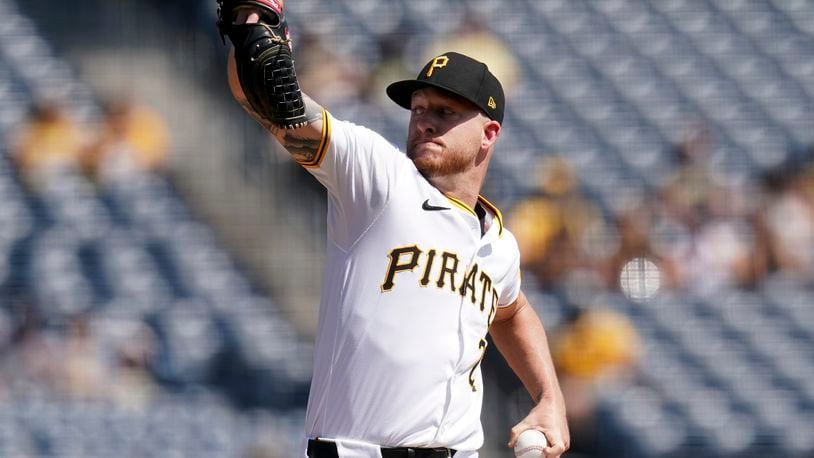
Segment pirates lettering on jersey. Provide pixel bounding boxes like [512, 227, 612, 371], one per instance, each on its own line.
[381, 245, 500, 323]
[380, 245, 421, 291]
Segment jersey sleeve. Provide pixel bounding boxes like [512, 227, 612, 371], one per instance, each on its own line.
[295, 110, 407, 249]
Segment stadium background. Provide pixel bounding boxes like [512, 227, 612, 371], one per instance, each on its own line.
[0, 0, 812, 456]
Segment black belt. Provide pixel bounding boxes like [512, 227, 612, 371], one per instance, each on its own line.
[307, 438, 457, 457]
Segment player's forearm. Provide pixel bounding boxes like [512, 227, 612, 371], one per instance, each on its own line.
[266, 94, 326, 163]
[490, 297, 564, 405]
[233, 87, 326, 163]
[227, 48, 325, 162]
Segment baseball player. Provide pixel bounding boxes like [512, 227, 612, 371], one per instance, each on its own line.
[216, 1, 569, 457]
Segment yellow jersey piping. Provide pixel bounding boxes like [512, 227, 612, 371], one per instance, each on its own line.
[444, 194, 478, 217]
[477, 195, 504, 236]
[443, 194, 505, 236]
[298, 108, 331, 168]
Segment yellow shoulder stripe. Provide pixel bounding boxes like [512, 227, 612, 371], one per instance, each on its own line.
[298, 108, 331, 168]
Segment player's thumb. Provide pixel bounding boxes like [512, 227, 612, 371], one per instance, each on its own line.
[507, 423, 527, 448]
[543, 438, 565, 458]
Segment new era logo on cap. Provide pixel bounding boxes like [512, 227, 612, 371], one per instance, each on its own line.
[386, 52, 505, 124]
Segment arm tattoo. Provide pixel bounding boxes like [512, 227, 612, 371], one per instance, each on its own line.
[239, 99, 276, 131]
[270, 94, 325, 163]
[239, 92, 325, 163]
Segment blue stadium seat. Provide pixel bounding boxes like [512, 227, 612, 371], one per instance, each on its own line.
[151, 299, 224, 385]
[600, 384, 689, 456]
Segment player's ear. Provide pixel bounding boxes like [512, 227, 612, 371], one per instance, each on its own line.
[481, 119, 501, 150]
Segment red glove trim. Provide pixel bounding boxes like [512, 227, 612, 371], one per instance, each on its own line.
[253, 0, 283, 15]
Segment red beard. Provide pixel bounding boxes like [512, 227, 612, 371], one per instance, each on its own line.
[407, 140, 476, 178]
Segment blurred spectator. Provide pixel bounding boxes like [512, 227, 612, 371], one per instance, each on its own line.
[1, 301, 59, 393]
[365, 31, 412, 105]
[553, 306, 641, 455]
[423, 13, 521, 93]
[654, 124, 765, 293]
[82, 96, 170, 184]
[244, 432, 293, 458]
[106, 321, 159, 410]
[508, 155, 602, 289]
[758, 162, 814, 280]
[55, 314, 107, 401]
[554, 307, 640, 380]
[599, 200, 680, 295]
[688, 184, 765, 291]
[9, 100, 89, 191]
[659, 122, 719, 228]
[296, 33, 369, 110]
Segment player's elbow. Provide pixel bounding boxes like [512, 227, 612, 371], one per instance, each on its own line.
[492, 291, 529, 324]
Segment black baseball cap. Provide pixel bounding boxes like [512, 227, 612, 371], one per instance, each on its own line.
[386, 52, 505, 124]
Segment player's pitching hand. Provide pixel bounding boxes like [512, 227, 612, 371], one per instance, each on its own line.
[508, 394, 570, 457]
[234, 8, 261, 24]
[230, 0, 284, 25]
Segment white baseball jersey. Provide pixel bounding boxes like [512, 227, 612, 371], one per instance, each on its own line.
[298, 110, 522, 456]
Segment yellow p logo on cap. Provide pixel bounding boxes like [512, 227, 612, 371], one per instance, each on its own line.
[426, 56, 449, 77]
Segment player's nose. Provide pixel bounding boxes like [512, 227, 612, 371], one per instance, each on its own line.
[412, 112, 436, 136]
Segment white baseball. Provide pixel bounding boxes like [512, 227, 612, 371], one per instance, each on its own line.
[514, 429, 548, 458]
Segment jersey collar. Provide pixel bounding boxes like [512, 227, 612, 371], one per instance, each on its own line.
[443, 193, 504, 236]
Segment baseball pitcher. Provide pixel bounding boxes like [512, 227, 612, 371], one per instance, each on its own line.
[217, 1, 570, 456]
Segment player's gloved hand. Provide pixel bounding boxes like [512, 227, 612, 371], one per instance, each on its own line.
[216, 0, 308, 129]
[508, 393, 570, 458]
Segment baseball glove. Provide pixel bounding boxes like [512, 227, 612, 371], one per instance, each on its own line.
[217, 0, 307, 129]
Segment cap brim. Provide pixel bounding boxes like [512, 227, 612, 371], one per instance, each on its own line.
[386, 79, 477, 112]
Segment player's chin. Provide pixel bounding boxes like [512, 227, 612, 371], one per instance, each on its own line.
[409, 144, 440, 168]
[411, 155, 445, 177]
